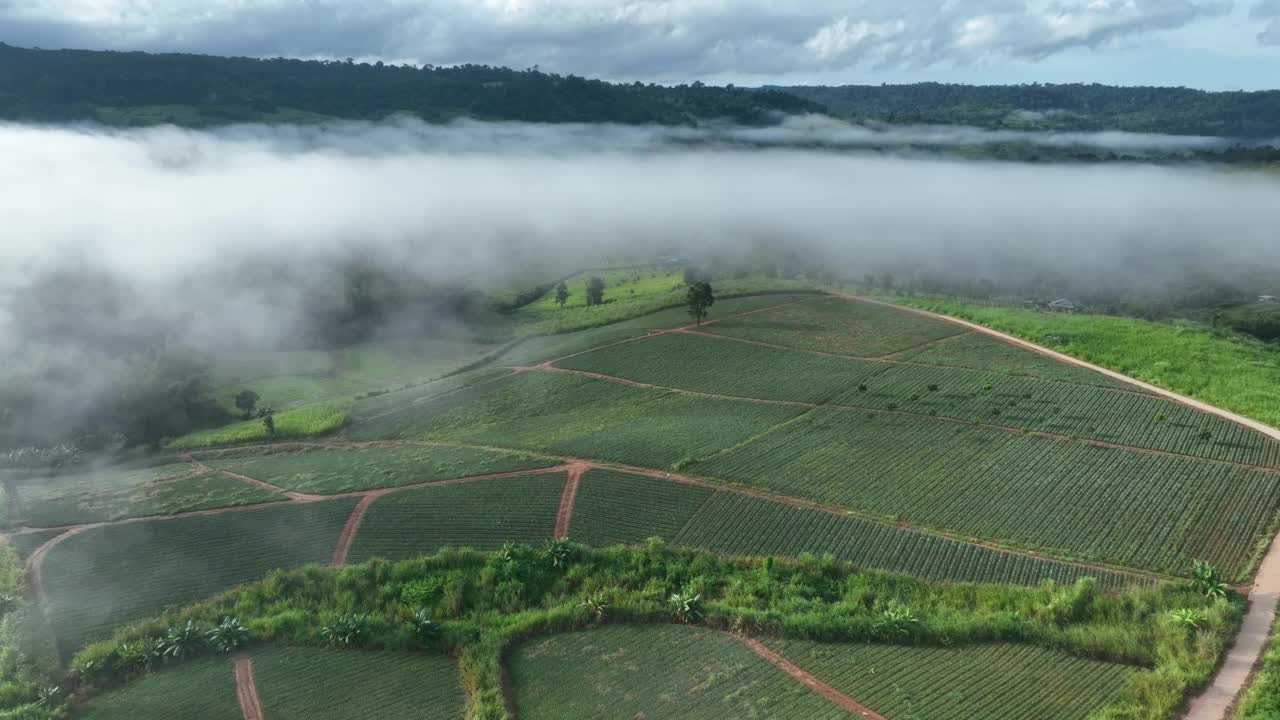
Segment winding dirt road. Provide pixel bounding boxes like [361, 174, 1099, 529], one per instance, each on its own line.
[845, 293, 1280, 720]
[736, 634, 886, 719]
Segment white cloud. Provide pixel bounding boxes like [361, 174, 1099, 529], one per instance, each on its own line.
[1252, 0, 1280, 44]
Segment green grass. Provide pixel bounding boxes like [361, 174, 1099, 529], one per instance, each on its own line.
[571, 470, 1144, 589]
[768, 639, 1141, 720]
[167, 405, 349, 449]
[702, 295, 964, 357]
[1236, 621, 1280, 719]
[202, 444, 558, 495]
[688, 407, 1280, 578]
[11, 470, 284, 528]
[509, 624, 846, 720]
[887, 297, 1280, 429]
[346, 474, 564, 563]
[519, 265, 686, 313]
[250, 645, 466, 720]
[896, 331, 1144, 390]
[42, 498, 357, 658]
[346, 370, 806, 469]
[74, 655, 240, 720]
[349, 368, 515, 420]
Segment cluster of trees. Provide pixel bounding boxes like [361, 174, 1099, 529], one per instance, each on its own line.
[0, 44, 821, 127]
[780, 82, 1280, 138]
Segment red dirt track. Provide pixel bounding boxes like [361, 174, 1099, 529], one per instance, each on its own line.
[232, 654, 264, 720]
[554, 463, 588, 539]
[735, 634, 886, 719]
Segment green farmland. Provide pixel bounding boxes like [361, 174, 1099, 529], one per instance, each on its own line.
[74, 656, 242, 720]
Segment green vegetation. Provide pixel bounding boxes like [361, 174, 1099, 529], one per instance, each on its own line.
[888, 297, 1280, 429]
[68, 544, 1243, 720]
[202, 444, 558, 495]
[42, 498, 357, 657]
[74, 656, 240, 720]
[1219, 303, 1280, 343]
[251, 645, 466, 720]
[702, 296, 964, 357]
[167, 405, 349, 449]
[688, 408, 1280, 578]
[768, 639, 1140, 720]
[349, 368, 515, 420]
[510, 624, 843, 719]
[347, 474, 564, 563]
[519, 266, 683, 314]
[571, 470, 1145, 589]
[1236, 621, 1280, 718]
[5, 529, 62, 560]
[896, 331, 1141, 390]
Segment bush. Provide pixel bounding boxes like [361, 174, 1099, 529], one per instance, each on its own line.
[321, 613, 369, 647]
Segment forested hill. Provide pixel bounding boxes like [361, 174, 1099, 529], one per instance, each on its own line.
[777, 83, 1280, 138]
[0, 43, 822, 127]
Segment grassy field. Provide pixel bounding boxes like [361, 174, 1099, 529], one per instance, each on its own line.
[42, 498, 357, 657]
[202, 444, 558, 494]
[519, 265, 685, 313]
[5, 528, 63, 560]
[75, 655, 240, 720]
[895, 331, 1143, 389]
[346, 474, 564, 563]
[570, 470, 1145, 588]
[510, 624, 846, 720]
[251, 645, 466, 720]
[9, 468, 284, 528]
[346, 370, 806, 469]
[168, 405, 349, 450]
[768, 639, 1141, 720]
[887, 297, 1280, 429]
[1237, 622, 1280, 719]
[688, 407, 1280, 578]
[348, 368, 515, 420]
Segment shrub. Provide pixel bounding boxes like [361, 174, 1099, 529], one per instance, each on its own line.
[407, 608, 438, 643]
[205, 617, 250, 654]
[541, 538, 574, 570]
[159, 621, 205, 660]
[670, 586, 703, 623]
[1192, 560, 1228, 599]
[321, 613, 369, 647]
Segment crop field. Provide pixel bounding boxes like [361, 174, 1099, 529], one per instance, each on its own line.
[168, 405, 350, 450]
[349, 367, 515, 420]
[42, 498, 358, 657]
[6, 528, 62, 560]
[894, 331, 1143, 390]
[700, 296, 965, 357]
[346, 371, 806, 469]
[567, 469, 716, 546]
[688, 408, 1280, 577]
[251, 645, 466, 720]
[510, 624, 845, 720]
[10, 470, 284, 528]
[345, 474, 564, 563]
[767, 639, 1140, 720]
[75, 655, 241, 720]
[203, 444, 558, 494]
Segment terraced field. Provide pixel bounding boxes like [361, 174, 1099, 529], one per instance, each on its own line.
[251, 646, 466, 720]
[74, 656, 241, 720]
[569, 469, 1146, 589]
[202, 444, 558, 494]
[894, 331, 1142, 390]
[346, 473, 564, 563]
[767, 639, 1141, 720]
[509, 624, 846, 720]
[42, 498, 358, 657]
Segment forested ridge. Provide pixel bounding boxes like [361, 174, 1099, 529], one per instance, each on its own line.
[778, 83, 1280, 138]
[0, 43, 820, 126]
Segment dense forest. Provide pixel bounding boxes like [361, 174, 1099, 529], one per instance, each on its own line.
[0, 44, 820, 126]
[779, 83, 1280, 138]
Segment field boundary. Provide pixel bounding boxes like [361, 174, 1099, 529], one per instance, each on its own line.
[232, 654, 264, 720]
[555, 463, 587, 539]
[849, 292, 1280, 720]
[734, 634, 887, 719]
[332, 494, 379, 566]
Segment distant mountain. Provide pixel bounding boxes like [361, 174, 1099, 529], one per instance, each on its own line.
[773, 83, 1280, 138]
[0, 43, 823, 127]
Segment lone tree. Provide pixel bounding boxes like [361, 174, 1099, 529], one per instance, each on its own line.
[554, 282, 570, 308]
[585, 276, 606, 307]
[234, 389, 259, 420]
[262, 411, 276, 437]
[686, 280, 715, 325]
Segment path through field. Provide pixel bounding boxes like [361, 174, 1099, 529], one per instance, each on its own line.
[554, 463, 587, 539]
[848, 293, 1280, 720]
[232, 654, 265, 720]
[736, 634, 886, 719]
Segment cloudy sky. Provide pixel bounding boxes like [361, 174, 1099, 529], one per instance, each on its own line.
[2, 1, 1279, 89]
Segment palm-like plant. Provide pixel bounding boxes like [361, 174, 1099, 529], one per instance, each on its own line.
[321, 613, 369, 647]
[160, 620, 206, 659]
[206, 617, 250, 654]
[408, 608, 438, 642]
[1191, 560, 1228, 599]
[670, 586, 703, 623]
[580, 594, 608, 622]
[1169, 608, 1205, 631]
[542, 538, 573, 569]
[873, 602, 920, 640]
[36, 686, 60, 707]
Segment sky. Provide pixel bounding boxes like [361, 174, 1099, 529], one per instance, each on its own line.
[1, 1, 1279, 90]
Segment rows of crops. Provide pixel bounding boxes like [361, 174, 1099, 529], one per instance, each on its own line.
[251, 646, 465, 720]
[567, 469, 717, 546]
[203, 444, 558, 495]
[702, 295, 964, 357]
[346, 474, 564, 563]
[510, 624, 846, 720]
[14, 471, 285, 528]
[76, 656, 240, 720]
[349, 367, 515, 420]
[896, 331, 1143, 390]
[347, 371, 806, 469]
[6, 528, 62, 560]
[767, 639, 1140, 720]
[43, 498, 358, 658]
[557, 331, 1278, 467]
[688, 408, 1280, 577]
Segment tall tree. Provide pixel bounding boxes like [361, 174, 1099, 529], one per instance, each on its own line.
[686, 281, 715, 325]
[585, 276, 606, 307]
[555, 282, 570, 308]
[234, 389, 259, 420]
